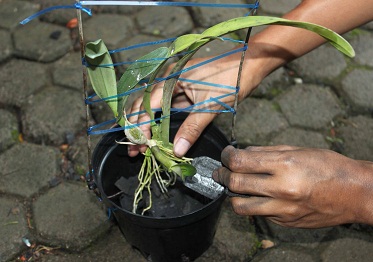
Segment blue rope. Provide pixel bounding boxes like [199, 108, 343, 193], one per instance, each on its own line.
[85, 38, 245, 68]
[178, 78, 237, 91]
[19, 1, 258, 25]
[18, 1, 258, 135]
[80, 1, 259, 9]
[20, 3, 92, 25]
[85, 45, 245, 106]
[109, 38, 177, 54]
[162, 47, 246, 81]
[87, 91, 237, 135]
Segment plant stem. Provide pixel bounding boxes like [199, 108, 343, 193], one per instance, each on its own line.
[150, 145, 176, 171]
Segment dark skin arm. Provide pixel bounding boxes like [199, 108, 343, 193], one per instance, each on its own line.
[129, 0, 373, 157]
[128, 0, 373, 228]
[213, 145, 373, 228]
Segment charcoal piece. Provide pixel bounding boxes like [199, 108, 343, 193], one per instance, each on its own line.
[114, 176, 137, 195]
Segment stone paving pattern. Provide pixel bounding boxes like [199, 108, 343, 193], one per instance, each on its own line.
[0, 0, 372, 261]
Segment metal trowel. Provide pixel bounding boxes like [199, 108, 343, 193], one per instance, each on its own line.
[184, 156, 248, 199]
[182, 156, 225, 199]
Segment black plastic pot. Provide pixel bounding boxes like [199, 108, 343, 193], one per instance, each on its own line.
[92, 114, 229, 261]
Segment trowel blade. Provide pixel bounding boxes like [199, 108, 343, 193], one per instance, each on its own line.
[183, 156, 225, 199]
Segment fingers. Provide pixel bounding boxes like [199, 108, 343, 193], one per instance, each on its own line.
[213, 167, 275, 197]
[229, 196, 297, 219]
[244, 145, 299, 152]
[173, 112, 217, 157]
[220, 145, 297, 174]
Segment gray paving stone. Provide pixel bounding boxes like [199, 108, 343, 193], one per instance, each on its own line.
[0, 143, 59, 198]
[270, 127, 329, 149]
[39, 226, 145, 261]
[117, 5, 143, 15]
[0, 0, 39, 30]
[197, 200, 259, 261]
[190, 0, 249, 28]
[38, 200, 259, 261]
[251, 245, 315, 262]
[22, 86, 86, 145]
[89, 3, 119, 14]
[259, 0, 301, 15]
[0, 109, 19, 153]
[13, 21, 71, 62]
[340, 68, 373, 112]
[67, 134, 100, 178]
[136, 6, 194, 38]
[83, 14, 135, 50]
[338, 115, 373, 161]
[0, 29, 12, 62]
[321, 237, 373, 262]
[52, 51, 83, 91]
[255, 217, 335, 248]
[277, 84, 344, 130]
[289, 44, 347, 81]
[362, 21, 373, 31]
[350, 31, 373, 67]
[214, 98, 289, 146]
[0, 196, 29, 262]
[37, 0, 89, 26]
[33, 182, 110, 251]
[251, 68, 289, 98]
[2, 1, 373, 262]
[0, 59, 48, 107]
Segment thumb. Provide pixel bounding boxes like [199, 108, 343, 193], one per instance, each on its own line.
[173, 113, 216, 157]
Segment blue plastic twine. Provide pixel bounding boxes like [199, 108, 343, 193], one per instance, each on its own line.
[80, 1, 259, 9]
[20, 3, 92, 25]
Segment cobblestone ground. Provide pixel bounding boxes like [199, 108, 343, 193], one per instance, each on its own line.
[1, 0, 373, 261]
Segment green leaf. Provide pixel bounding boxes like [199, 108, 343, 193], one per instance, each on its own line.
[168, 34, 204, 55]
[171, 163, 197, 180]
[85, 39, 118, 117]
[167, 16, 355, 58]
[116, 47, 170, 125]
[201, 16, 355, 57]
[161, 51, 196, 146]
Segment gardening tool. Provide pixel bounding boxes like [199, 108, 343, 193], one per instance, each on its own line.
[184, 156, 249, 199]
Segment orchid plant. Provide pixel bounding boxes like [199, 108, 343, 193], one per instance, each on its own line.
[85, 15, 354, 214]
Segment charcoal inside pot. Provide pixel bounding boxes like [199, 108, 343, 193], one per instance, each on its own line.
[144, 183, 206, 217]
[145, 187, 184, 217]
[114, 176, 137, 196]
[116, 175, 209, 217]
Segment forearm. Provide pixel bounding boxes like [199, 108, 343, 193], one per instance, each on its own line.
[355, 161, 373, 225]
[241, 0, 373, 98]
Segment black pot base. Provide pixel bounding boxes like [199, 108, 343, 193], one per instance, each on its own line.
[92, 114, 229, 261]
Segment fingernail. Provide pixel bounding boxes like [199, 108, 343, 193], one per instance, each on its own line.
[174, 138, 191, 157]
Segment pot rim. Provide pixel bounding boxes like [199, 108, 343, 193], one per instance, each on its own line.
[95, 140, 227, 222]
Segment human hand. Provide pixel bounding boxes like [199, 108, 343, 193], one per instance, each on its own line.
[213, 145, 373, 228]
[128, 51, 258, 157]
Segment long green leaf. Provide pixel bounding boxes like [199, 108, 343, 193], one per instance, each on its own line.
[201, 16, 355, 57]
[168, 34, 204, 55]
[168, 16, 354, 58]
[116, 47, 169, 125]
[85, 39, 118, 117]
[161, 51, 197, 146]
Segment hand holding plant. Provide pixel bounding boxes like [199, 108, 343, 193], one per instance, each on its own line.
[85, 16, 354, 214]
